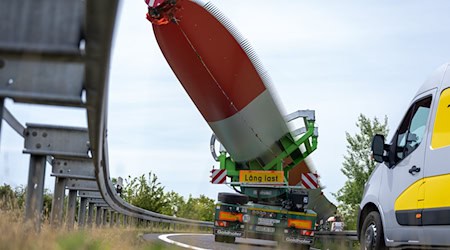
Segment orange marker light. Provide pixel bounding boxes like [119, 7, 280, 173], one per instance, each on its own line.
[219, 211, 243, 222]
[288, 219, 312, 229]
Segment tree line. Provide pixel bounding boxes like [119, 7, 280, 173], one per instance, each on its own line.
[0, 172, 215, 222]
[334, 114, 389, 230]
[119, 172, 215, 221]
[0, 184, 53, 218]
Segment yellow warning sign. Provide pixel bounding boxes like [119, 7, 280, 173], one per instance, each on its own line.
[239, 170, 284, 184]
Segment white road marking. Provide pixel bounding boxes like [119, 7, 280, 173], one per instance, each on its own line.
[158, 233, 212, 250]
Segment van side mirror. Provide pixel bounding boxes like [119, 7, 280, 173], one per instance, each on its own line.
[372, 134, 386, 163]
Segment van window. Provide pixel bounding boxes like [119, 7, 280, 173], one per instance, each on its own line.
[432, 88, 450, 149]
[392, 96, 432, 165]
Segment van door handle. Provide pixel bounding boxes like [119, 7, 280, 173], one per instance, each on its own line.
[408, 166, 421, 175]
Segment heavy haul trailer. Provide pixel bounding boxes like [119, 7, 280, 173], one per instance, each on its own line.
[211, 111, 319, 249]
[214, 197, 316, 245]
[144, 0, 336, 248]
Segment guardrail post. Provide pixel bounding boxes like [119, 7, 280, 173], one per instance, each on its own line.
[124, 215, 128, 227]
[95, 206, 102, 227]
[116, 214, 120, 227]
[24, 155, 47, 231]
[130, 217, 135, 227]
[87, 202, 95, 228]
[78, 197, 88, 228]
[109, 211, 114, 227]
[115, 213, 120, 227]
[102, 208, 107, 226]
[66, 189, 77, 230]
[51, 177, 67, 227]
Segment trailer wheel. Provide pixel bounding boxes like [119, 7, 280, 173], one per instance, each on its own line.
[360, 211, 386, 250]
[218, 192, 249, 205]
[278, 242, 310, 250]
[214, 235, 224, 242]
[214, 235, 235, 243]
[225, 236, 235, 243]
[299, 244, 310, 250]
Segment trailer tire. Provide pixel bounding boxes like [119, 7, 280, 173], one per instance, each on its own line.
[225, 236, 236, 243]
[360, 211, 387, 250]
[214, 235, 224, 242]
[214, 235, 235, 244]
[218, 192, 249, 205]
[300, 244, 311, 250]
[279, 242, 310, 250]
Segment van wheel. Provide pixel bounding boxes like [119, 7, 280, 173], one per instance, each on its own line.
[360, 211, 386, 250]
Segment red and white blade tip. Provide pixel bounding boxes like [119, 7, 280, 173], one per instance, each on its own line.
[145, 0, 166, 8]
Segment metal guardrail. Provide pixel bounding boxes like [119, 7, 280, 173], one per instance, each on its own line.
[0, 0, 213, 231]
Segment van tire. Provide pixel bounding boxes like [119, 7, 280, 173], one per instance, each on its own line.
[218, 192, 249, 205]
[360, 211, 387, 250]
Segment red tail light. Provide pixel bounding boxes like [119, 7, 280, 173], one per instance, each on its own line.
[215, 220, 229, 227]
[300, 230, 314, 236]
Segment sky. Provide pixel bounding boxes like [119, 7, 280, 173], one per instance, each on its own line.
[2, 0, 450, 204]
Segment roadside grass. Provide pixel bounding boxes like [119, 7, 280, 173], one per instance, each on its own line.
[0, 201, 208, 250]
[0, 199, 358, 250]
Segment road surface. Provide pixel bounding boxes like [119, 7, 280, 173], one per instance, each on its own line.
[143, 233, 320, 250]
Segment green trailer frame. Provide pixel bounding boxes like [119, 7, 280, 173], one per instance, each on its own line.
[215, 110, 318, 186]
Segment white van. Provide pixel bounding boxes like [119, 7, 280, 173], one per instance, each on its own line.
[358, 63, 450, 249]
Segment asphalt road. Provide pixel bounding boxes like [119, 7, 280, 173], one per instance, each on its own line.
[143, 233, 277, 250]
[143, 233, 319, 250]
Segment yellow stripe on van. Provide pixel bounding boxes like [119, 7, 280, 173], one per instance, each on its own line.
[395, 174, 450, 211]
[432, 88, 450, 149]
[423, 173, 450, 209]
[395, 180, 425, 211]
